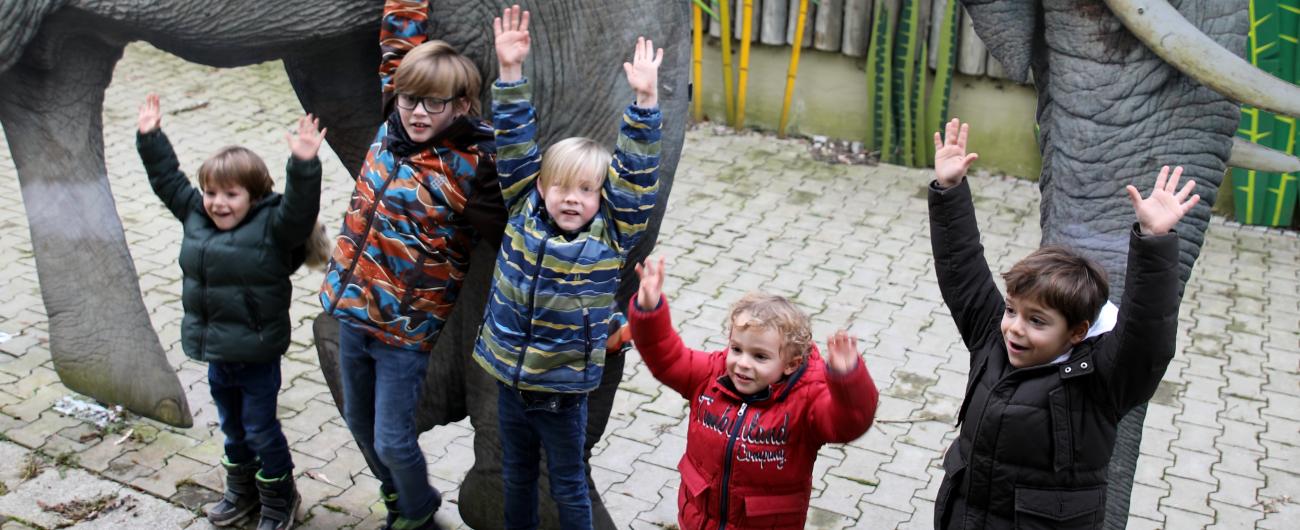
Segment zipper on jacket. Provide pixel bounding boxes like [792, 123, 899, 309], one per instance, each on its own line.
[242, 289, 264, 342]
[327, 158, 405, 314]
[397, 255, 429, 314]
[197, 235, 212, 357]
[513, 235, 549, 388]
[717, 402, 749, 530]
[582, 307, 592, 368]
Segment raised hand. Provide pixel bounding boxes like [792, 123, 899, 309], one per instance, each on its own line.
[138, 93, 162, 133]
[1126, 165, 1199, 236]
[634, 255, 666, 311]
[623, 36, 664, 109]
[933, 118, 979, 189]
[825, 330, 861, 374]
[285, 114, 327, 161]
[493, 4, 530, 82]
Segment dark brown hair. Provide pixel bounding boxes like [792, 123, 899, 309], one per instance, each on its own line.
[1002, 246, 1109, 327]
[197, 146, 273, 199]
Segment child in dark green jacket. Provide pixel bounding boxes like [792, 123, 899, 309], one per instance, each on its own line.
[136, 94, 328, 530]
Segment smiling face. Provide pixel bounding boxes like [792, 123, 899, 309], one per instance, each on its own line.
[539, 179, 602, 232]
[1000, 295, 1089, 368]
[537, 137, 612, 233]
[202, 184, 252, 231]
[725, 312, 802, 395]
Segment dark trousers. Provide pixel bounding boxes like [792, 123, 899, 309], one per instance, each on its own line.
[208, 360, 293, 478]
[338, 322, 439, 522]
[497, 381, 592, 530]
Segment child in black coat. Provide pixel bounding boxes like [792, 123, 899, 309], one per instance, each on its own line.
[927, 118, 1198, 529]
[136, 94, 327, 530]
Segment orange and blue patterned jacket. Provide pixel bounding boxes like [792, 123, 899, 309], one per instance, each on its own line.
[319, 0, 504, 349]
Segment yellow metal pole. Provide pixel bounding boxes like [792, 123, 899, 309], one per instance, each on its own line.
[692, 4, 704, 121]
[778, 0, 809, 138]
[719, 0, 735, 125]
[735, 0, 754, 129]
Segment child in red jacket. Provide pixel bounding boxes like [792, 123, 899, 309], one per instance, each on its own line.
[628, 257, 879, 529]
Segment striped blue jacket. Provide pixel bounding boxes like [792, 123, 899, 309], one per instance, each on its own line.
[472, 78, 661, 393]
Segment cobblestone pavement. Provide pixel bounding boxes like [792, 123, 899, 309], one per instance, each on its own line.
[0, 44, 1296, 529]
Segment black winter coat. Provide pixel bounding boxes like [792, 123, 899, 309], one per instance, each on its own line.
[138, 130, 321, 364]
[928, 180, 1181, 529]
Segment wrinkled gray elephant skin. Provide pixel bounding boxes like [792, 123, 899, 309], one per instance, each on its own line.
[1, 1, 689, 528]
[960, 0, 1243, 527]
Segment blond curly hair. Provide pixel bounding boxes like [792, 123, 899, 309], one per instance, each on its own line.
[726, 292, 813, 362]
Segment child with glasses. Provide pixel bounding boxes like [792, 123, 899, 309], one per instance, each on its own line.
[318, 1, 505, 529]
[469, 5, 663, 528]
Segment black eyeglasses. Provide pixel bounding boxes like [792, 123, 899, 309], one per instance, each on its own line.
[395, 93, 460, 114]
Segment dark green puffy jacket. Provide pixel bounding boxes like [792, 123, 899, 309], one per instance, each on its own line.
[137, 130, 321, 363]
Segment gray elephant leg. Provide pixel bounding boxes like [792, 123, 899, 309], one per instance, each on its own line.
[1105, 404, 1146, 529]
[281, 27, 382, 177]
[0, 27, 191, 427]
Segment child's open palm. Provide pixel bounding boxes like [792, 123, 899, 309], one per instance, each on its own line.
[826, 330, 861, 374]
[624, 36, 663, 108]
[635, 255, 665, 311]
[1126, 165, 1199, 236]
[138, 94, 162, 134]
[494, 5, 530, 77]
[933, 118, 978, 189]
[285, 114, 326, 161]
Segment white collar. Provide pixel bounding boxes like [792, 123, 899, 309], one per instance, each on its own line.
[1051, 301, 1118, 364]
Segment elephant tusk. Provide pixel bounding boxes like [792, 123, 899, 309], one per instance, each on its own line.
[1228, 137, 1300, 173]
[1104, 0, 1300, 118]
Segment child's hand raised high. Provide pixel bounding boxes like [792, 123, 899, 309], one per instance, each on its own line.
[493, 4, 530, 82]
[1126, 165, 1199, 236]
[825, 330, 862, 374]
[624, 36, 664, 109]
[634, 255, 666, 311]
[138, 94, 162, 134]
[933, 118, 979, 189]
[286, 114, 327, 161]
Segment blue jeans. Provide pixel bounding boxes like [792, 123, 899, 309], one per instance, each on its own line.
[208, 360, 293, 478]
[338, 323, 439, 521]
[497, 381, 592, 530]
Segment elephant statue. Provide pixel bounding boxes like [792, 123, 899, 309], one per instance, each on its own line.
[0, 1, 690, 528]
[959, 0, 1297, 526]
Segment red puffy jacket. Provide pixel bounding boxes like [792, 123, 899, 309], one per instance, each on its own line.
[629, 296, 879, 529]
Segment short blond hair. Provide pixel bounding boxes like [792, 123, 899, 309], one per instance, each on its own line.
[727, 292, 813, 362]
[394, 40, 482, 115]
[540, 137, 612, 189]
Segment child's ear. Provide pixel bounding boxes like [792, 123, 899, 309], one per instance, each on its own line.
[782, 353, 803, 376]
[1068, 320, 1091, 345]
[453, 97, 472, 117]
[535, 178, 546, 197]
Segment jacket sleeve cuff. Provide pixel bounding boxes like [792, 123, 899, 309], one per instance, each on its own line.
[492, 78, 531, 102]
[928, 177, 970, 200]
[286, 155, 322, 180]
[628, 294, 672, 339]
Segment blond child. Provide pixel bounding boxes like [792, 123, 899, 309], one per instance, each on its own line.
[628, 257, 880, 529]
[469, 5, 662, 528]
